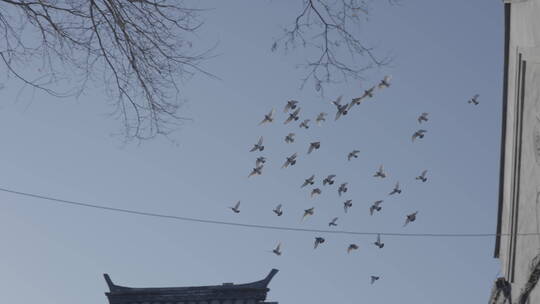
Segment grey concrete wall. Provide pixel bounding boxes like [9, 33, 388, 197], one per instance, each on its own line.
[498, 0, 540, 302]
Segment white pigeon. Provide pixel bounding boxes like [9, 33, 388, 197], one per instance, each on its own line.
[403, 211, 418, 227]
[374, 234, 384, 248]
[416, 170, 428, 182]
[344, 200, 353, 213]
[284, 100, 299, 112]
[378, 75, 391, 89]
[389, 182, 401, 195]
[250, 136, 264, 152]
[259, 109, 275, 125]
[328, 217, 338, 227]
[323, 174, 336, 185]
[338, 183, 348, 196]
[370, 200, 383, 216]
[347, 150, 360, 161]
[273, 204, 283, 216]
[418, 112, 429, 123]
[315, 112, 327, 125]
[284, 133, 295, 144]
[230, 201, 241, 213]
[248, 165, 263, 178]
[468, 94, 480, 105]
[307, 142, 321, 154]
[412, 129, 427, 142]
[374, 165, 386, 178]
[284, 108, 301, 124]
[299, 119, 310, 129]
[301, 174, 316, 188]
[282, 152, 298, 168]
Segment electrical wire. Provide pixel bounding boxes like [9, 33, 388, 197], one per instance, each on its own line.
[0, 186, 534, 238]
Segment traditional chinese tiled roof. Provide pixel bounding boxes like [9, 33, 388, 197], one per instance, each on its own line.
[104, 269, 278, 304]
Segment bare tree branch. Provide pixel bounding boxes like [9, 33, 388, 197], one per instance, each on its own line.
[0, 0, 213, 140]
[272, 0, 391, 93]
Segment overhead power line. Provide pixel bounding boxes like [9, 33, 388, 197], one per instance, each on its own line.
[0, 186, 532, 238]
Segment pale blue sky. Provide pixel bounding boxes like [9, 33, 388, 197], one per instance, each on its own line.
[0, 1, 502, 303]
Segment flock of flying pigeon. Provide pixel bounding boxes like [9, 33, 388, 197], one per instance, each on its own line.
[230, 76, 480, 285]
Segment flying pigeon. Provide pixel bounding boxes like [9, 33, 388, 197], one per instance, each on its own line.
[344, 200, 353, 213]
[412, 129, 427, 142]
[259, 109, 275, 125]
[230, 201, 241, 213]
[378, 75, 392, 89]
[248, 165, 264, 178]
[374, 234, 384, 249]
[370, 276, 380, 285]
[284, 133, 295, 144]
[272, 242, 282, 256]
[328, 217, 338, 227]
[389, 182, 401, 195]
[284, 108, 301, 124]
[468, 94, 480, 105]
[418, 112, 429, 123]
[349, 86, 376, 110]
[338, 183, 348, 196]
[374, 165, 386, 178]
[370, 200, 383, 215]
[323, 174, 336, 185]
[416, 170, 428, 182]
[347, 244, 359, 254]
[302, 207, 315, 221]
[314, 237, 325, 249]
[299, 119, 310, 129]
[310, 188, 322, 198]
[301, 175, 316, 188]
[315, 112, 327, 125]
[250, 136, 264, 152]
[404, 211, 418, 227]
[255, 156, 266, 167]
[273, 204, 283, 216]
[282, 153, 298, 168]
[332, 96, 349, 120]
[284, 100, 299, 112]
[347, 150, 360, 161]
[307, 142, 321, 154]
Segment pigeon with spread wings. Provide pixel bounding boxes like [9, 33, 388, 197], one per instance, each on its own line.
[374, 165, 386, 178]
[301, 175, 315, 188]
[332, 96, 349, 120]
[308, 142, 321, 154]
[370, 200, 383, 215]
[348, 150, 360, 161]
[412, 129, 427, 142]
[250, 136, 264, 152]
[273, 204, 283, 216]
[284, 100, 299, 112]
[416, 170, 428, 182]
[230, 201, 241, 214]
[282, 153, 298, 168]
[323, 174, 336, 185]
[284, 108, 301, 124]
[468, 94, 480, 105]
[259, 109, 275, 125]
